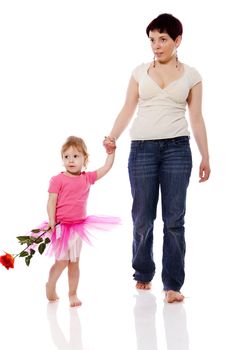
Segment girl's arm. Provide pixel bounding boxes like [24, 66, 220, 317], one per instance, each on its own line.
[187, 82, 211, 182]
[104, 76, 139, 153]
[96, 152, 115, 180]
[47, 193, 58, 230]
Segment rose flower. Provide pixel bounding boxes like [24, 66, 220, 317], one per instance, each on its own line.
[0, 253, 15, 270]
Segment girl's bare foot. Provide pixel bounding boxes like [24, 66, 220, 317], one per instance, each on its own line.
[165, 290, 184, 303]
[69, 293, 82, 307]
[46, 283, 59, 302]
[136, 281, 152, 290]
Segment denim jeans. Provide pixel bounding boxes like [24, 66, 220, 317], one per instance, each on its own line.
[128, 137, 192, 291]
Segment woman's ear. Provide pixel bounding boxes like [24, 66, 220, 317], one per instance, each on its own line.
[175, 35, 182, 48]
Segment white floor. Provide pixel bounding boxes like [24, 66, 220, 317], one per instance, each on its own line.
[1, 218, 233, 350]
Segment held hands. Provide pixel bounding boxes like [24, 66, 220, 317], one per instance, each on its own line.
[199, 159, 211, 182]
[103, 136, 116, 154]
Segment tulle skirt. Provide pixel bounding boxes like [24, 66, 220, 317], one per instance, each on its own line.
[36, 215, 121, 262]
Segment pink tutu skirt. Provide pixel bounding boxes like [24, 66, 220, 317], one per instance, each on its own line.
[35, 215, 121, 262]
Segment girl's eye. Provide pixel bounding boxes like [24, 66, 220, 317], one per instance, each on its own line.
[74, 155, 79, 158]
[64, 155, 69, 159]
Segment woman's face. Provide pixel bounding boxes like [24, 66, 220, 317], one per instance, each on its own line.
[149, 30, 181, 63]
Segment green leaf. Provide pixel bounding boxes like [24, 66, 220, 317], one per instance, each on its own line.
[19, 251, 29, 257]
[25, 256, 31, 266]
[44, 237, 51, 244]
[30, 249, 36, 255]
[31, 229, 41, 233]
[17, 235, 30, 242]
[30, 237, 43, 244]
[38, 243, 46, 255]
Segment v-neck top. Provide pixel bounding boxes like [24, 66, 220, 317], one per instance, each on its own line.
[129, 62, 202, 140]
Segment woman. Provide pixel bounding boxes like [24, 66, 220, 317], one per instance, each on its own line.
[104, 13, 210, 303]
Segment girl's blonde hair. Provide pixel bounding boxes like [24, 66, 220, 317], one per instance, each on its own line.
[61, 136, 89, 168]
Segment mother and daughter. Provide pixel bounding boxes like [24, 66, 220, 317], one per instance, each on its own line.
[22, 13, 210, 307]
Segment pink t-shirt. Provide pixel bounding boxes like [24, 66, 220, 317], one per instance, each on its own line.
[48, 171, 97, 224]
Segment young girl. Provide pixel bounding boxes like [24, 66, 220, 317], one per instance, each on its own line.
[45, 135, 118, 307]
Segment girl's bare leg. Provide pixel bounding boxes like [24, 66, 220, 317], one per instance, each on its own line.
[68, 259, 82, 307]
[46, 260, 68, 301]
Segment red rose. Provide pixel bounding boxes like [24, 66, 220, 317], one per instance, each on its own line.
[0, 225, 53, 269]
[0, 253, 15, 269]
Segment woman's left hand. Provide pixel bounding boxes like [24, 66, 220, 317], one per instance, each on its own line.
[199, 159, 211, 182]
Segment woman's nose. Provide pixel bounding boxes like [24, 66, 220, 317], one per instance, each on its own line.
[153, 41, 160, 49]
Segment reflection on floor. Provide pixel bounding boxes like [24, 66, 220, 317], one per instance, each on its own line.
[1, 226, 233, 350]
[47, 302, 83, 350]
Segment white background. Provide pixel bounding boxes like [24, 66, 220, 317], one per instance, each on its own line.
[0, 1, 232, 349]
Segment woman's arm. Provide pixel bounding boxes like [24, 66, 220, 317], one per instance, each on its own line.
[187, 82, 211, 182]
[109, 75, 139, 139]
[47, 193, 58, 229]
[96, 152, 115, 180]
[104, 75, 139, 153]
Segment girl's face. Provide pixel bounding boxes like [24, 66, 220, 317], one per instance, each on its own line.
[62, 146, 85, 175]
[149, 30, 181, 63]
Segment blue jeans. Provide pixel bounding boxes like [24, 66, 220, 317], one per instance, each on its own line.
[128, 137, 192, 291]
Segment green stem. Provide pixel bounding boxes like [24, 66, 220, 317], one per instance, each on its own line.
[14, 226, 53, 258]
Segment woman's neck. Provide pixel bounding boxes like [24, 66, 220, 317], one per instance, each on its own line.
[154, 57, 181, 71]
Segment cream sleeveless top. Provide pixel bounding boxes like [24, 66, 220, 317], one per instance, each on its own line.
[129, 62, 202, 140]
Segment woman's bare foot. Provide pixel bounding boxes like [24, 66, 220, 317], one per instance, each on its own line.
[136, 281, 152, 290]
[165, 290, 184, 303]
[69, 293, 82, 307]
[46, 283, 59, 302]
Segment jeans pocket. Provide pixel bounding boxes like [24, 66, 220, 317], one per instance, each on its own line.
[173, 137, 190, 146]
[128, 141, 141, 164]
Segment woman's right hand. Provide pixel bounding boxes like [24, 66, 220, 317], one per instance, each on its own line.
[103, 136, 116, 154]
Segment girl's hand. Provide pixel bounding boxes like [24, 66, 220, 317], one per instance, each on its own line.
[48, 220, 56, 231]
[103, 136, 116, 154]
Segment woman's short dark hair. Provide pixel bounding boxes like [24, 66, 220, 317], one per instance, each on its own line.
[146, 13, 183, 41]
